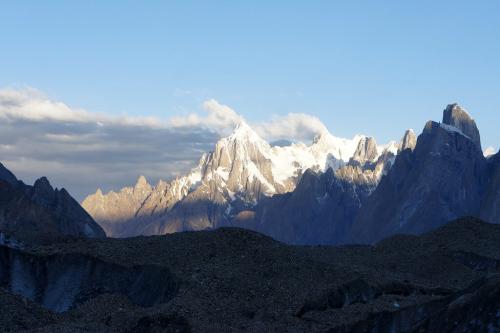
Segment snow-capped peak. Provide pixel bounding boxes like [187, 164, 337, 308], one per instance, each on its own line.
[311, 130, 365, 162]
[227, 120, 266, 144]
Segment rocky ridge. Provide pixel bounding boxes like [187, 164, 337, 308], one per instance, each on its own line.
[0, 163, 105, 245]
[83, 122, 394, 237]
[241, 131, 412, 244]
[351, 104, 493, 243]
[83, 103, 498, 246]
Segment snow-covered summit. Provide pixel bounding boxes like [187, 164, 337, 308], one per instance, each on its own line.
[228, 120, 266, 144]
[83, 120, 397, 236]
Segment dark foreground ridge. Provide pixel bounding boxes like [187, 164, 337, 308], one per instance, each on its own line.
[1, 217, 500, 332]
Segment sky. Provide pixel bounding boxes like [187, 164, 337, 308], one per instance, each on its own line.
[0, 1, 499, 200]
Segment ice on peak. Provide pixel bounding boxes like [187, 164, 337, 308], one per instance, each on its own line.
[440, 123, 471, 139]
[227, 120, 265, 144]
[384, 141, 399, 155]
[312, 131, 365, 162]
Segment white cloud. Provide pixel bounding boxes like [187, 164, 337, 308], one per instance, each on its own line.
[0, 87, 163, 127]
[169, 99, 243, 134]
[168, 99, 328, 142]
[0, 87, 219, 200]
[484, 146, 497, 157]
[254, 113, 328, 142]
[0, 87, 332, 200]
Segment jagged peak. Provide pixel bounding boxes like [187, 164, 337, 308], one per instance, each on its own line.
[400, 129, 417, 152]
[405, 128, 415, 135]
[229, 120, 263, 141]
[33, 176, 54, 192]
[442, 103, 481, 149]
[0, 162, 18, 186]
[134, 175, 150, 189]
[353, 136, 378, 162]
[444, 103, 473, 120]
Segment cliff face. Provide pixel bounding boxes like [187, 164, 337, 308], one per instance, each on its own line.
[481, 152, 500, 224]
[351, 106, 489, 244]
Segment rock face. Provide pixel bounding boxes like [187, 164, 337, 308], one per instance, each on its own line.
[0, 163, 105, 244]
[481, 152, 500, 224]
[246, 104, 496, 245]
[83, 121, 376, 237]
[399, 129, 416, 151]
[0, 162, 18, 186]
[1, 217, 500, 332]
[241, 134, 404, 244]
[351, 136, 379, 164]
[81, 176, 154, 237]
[350, 107, 489, 244]
[442, 103, 481, 149]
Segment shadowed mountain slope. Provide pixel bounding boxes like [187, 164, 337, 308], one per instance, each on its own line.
[0, 162, 105, 245]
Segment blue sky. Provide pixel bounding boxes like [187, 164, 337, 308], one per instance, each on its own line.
[1, 1, 499, 148]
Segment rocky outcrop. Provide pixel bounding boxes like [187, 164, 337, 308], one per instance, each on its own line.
[399, 129, 416, 151]
[350, 106, 488, 244]
[442, 103, 481, 149]
[351, 136, 378, 165]
[0, 163, 105, 244]
[82, 175, 155, 237]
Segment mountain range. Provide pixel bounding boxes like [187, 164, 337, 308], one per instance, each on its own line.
[0, 103, 499, 332]
[0, 163, 105, 245]
[82, 103, 499, 244]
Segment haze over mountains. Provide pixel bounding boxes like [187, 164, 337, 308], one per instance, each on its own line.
[83, 104, 499, 244]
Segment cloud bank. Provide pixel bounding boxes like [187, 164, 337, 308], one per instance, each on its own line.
[0, 87, 328, 200]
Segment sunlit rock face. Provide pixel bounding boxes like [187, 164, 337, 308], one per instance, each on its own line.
[442, 103, 481, 149]
[83, 120, 380, 238]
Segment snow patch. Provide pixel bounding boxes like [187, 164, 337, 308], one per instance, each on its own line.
[484, 146, 497, 158]
[440, 123, 471, 140]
